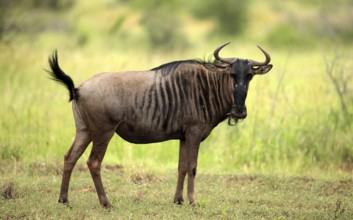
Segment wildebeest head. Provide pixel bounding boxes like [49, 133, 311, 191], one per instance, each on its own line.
[213, 42, 272, 125]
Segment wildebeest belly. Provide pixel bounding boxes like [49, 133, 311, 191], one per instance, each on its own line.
[115, 121, 183, 144]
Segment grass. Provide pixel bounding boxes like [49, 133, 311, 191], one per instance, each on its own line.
[0, 42, 352, 176]
[1, 162, 352, 219]
[0, 1, 353, 218]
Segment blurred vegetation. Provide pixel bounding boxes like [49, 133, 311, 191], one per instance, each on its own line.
[189, 0, 249, 36]
[0, 0, 352, 177]
[0, 0, 73, 39]
[1, 0, 353, 49]
[325, 52, 353, 129]
[129, 0, 189, 50]
[266, 1, 353, 48]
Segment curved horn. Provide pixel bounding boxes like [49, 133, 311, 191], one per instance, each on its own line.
[249, 45, 271, 66]
[214, 42, 232, 64]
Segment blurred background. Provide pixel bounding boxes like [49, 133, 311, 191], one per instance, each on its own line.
[0, 0, 352, 177]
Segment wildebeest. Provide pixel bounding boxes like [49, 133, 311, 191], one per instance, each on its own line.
[47, 43, 272, 208]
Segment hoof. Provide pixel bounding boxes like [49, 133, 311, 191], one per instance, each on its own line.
[58, 197, 69, 204]
[174, 197, 184, 205]
[101, 202, 112, 208]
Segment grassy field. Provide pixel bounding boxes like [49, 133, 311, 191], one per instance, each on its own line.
[1, 0, 353, 219]
[0, 41, 352, 219]
[1, 162, 352, 219]
[0, 43, 351, 175]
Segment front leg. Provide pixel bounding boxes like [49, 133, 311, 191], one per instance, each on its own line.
[186, 144, 199, 205]
[184, 126, 205, 205]
[174, 138, 199, 205]
[174, 125, 209, 205]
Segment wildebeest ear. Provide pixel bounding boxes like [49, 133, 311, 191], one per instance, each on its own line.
[253, 64, 272, 75]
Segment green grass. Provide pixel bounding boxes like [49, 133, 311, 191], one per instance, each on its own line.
[0, 43, 352, 218]
[1, 162, 352, 219]
[0, 1, 353, 218]
[1, 42, 351, 176]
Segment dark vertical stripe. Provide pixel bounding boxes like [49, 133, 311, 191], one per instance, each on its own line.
[160, 80, 167, 114]
[211, 73, 221, 118]
[181, 73, 190, 102]
[160, 78, 168, 130]
[171, 76, 180, 120]
[190, 71, 199, 118]
[144, 86, 153, 125]
[162, 77, 173, 131]
[153, 77, 162, 128]
[177, 71, 188, 116]
[203, 73, 212, 122]
[134, 93, 139, 107]
[145, 87, 153, 112]
[151, 89, 159, 125]
[204, 72, 215, 121]
[133, 93, 140, 118]
[141, 89, 148, 114]
[196, 71, 209, 121]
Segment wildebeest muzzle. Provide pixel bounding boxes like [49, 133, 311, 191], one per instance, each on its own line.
[228, 105, 247, 125]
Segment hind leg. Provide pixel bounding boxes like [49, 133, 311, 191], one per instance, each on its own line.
[87, 129, 115, 208]
[174, 140, 187, 204]
[59, 129, 91, 204]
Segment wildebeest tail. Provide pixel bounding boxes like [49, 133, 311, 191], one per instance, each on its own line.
[47, 50, 77, 101]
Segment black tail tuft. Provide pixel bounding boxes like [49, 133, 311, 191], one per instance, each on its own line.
[47, 50, 77, 101]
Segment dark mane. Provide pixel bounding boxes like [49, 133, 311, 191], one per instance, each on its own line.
[151, 59, 211, 76]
